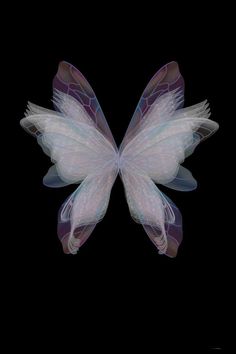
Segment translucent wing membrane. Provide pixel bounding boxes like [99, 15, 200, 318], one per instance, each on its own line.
[20, 61, 219, 257]
[120, 81, 219, 257]
[21, 90, 118, 253]
[143, 195, 183, 258]
[120, 168, 182, 257]
[120, 61, 185, 150]
[53, 61, 117, 149]
[57, 168, 118, 254]
[163, 166, 197, 191]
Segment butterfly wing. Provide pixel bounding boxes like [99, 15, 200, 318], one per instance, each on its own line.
[57, 168, 118, 254]
[53, 61, 117, 149]
[21, 91, 118, 253]
[120, 61, 185, 151]
[120, 84, 219, 257]
[120, 168, 182, 257]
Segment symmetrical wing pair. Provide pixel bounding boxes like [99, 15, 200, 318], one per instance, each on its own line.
[20, 61, 218, 257]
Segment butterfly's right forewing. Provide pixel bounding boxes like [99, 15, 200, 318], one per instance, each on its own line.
[120, 61, 185, 151]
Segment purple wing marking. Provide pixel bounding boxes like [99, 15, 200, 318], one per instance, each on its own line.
[57, 192, 96, 254]
[143, 193, 183, 258]
[163, 194, 183, 257]
[53, 61, 117, 149]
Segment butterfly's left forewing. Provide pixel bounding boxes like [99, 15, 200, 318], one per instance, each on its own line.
[53, 61, 117, 149]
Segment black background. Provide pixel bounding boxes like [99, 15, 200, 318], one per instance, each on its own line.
[6, 5, 230, 351]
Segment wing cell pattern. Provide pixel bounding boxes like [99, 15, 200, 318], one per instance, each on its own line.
[20, 61, 219, 257]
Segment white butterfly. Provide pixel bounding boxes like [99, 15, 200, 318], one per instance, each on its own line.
[20, 61, 219, 257]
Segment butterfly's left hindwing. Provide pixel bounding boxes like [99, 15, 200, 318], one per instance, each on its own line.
[57, 168, 118, 254]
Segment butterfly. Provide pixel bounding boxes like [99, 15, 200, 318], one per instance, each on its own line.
[20, 61, 219, 257]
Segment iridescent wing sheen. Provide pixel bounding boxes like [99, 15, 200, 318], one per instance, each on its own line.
[20, 61, 219, 258]
[20, 92, 118, 254]
[57, 169, 118, 254]
[120, 88, 219, 257]
[53, 61, 117, 149]
[120, 166, 183, 257]
[143, 194, 183, 258]
[120, 61, 184, 151]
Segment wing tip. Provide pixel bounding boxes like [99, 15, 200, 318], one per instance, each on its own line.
[165, 237, 180, 258]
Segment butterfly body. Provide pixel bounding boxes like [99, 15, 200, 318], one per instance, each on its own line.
[20, 61, 218, 257]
